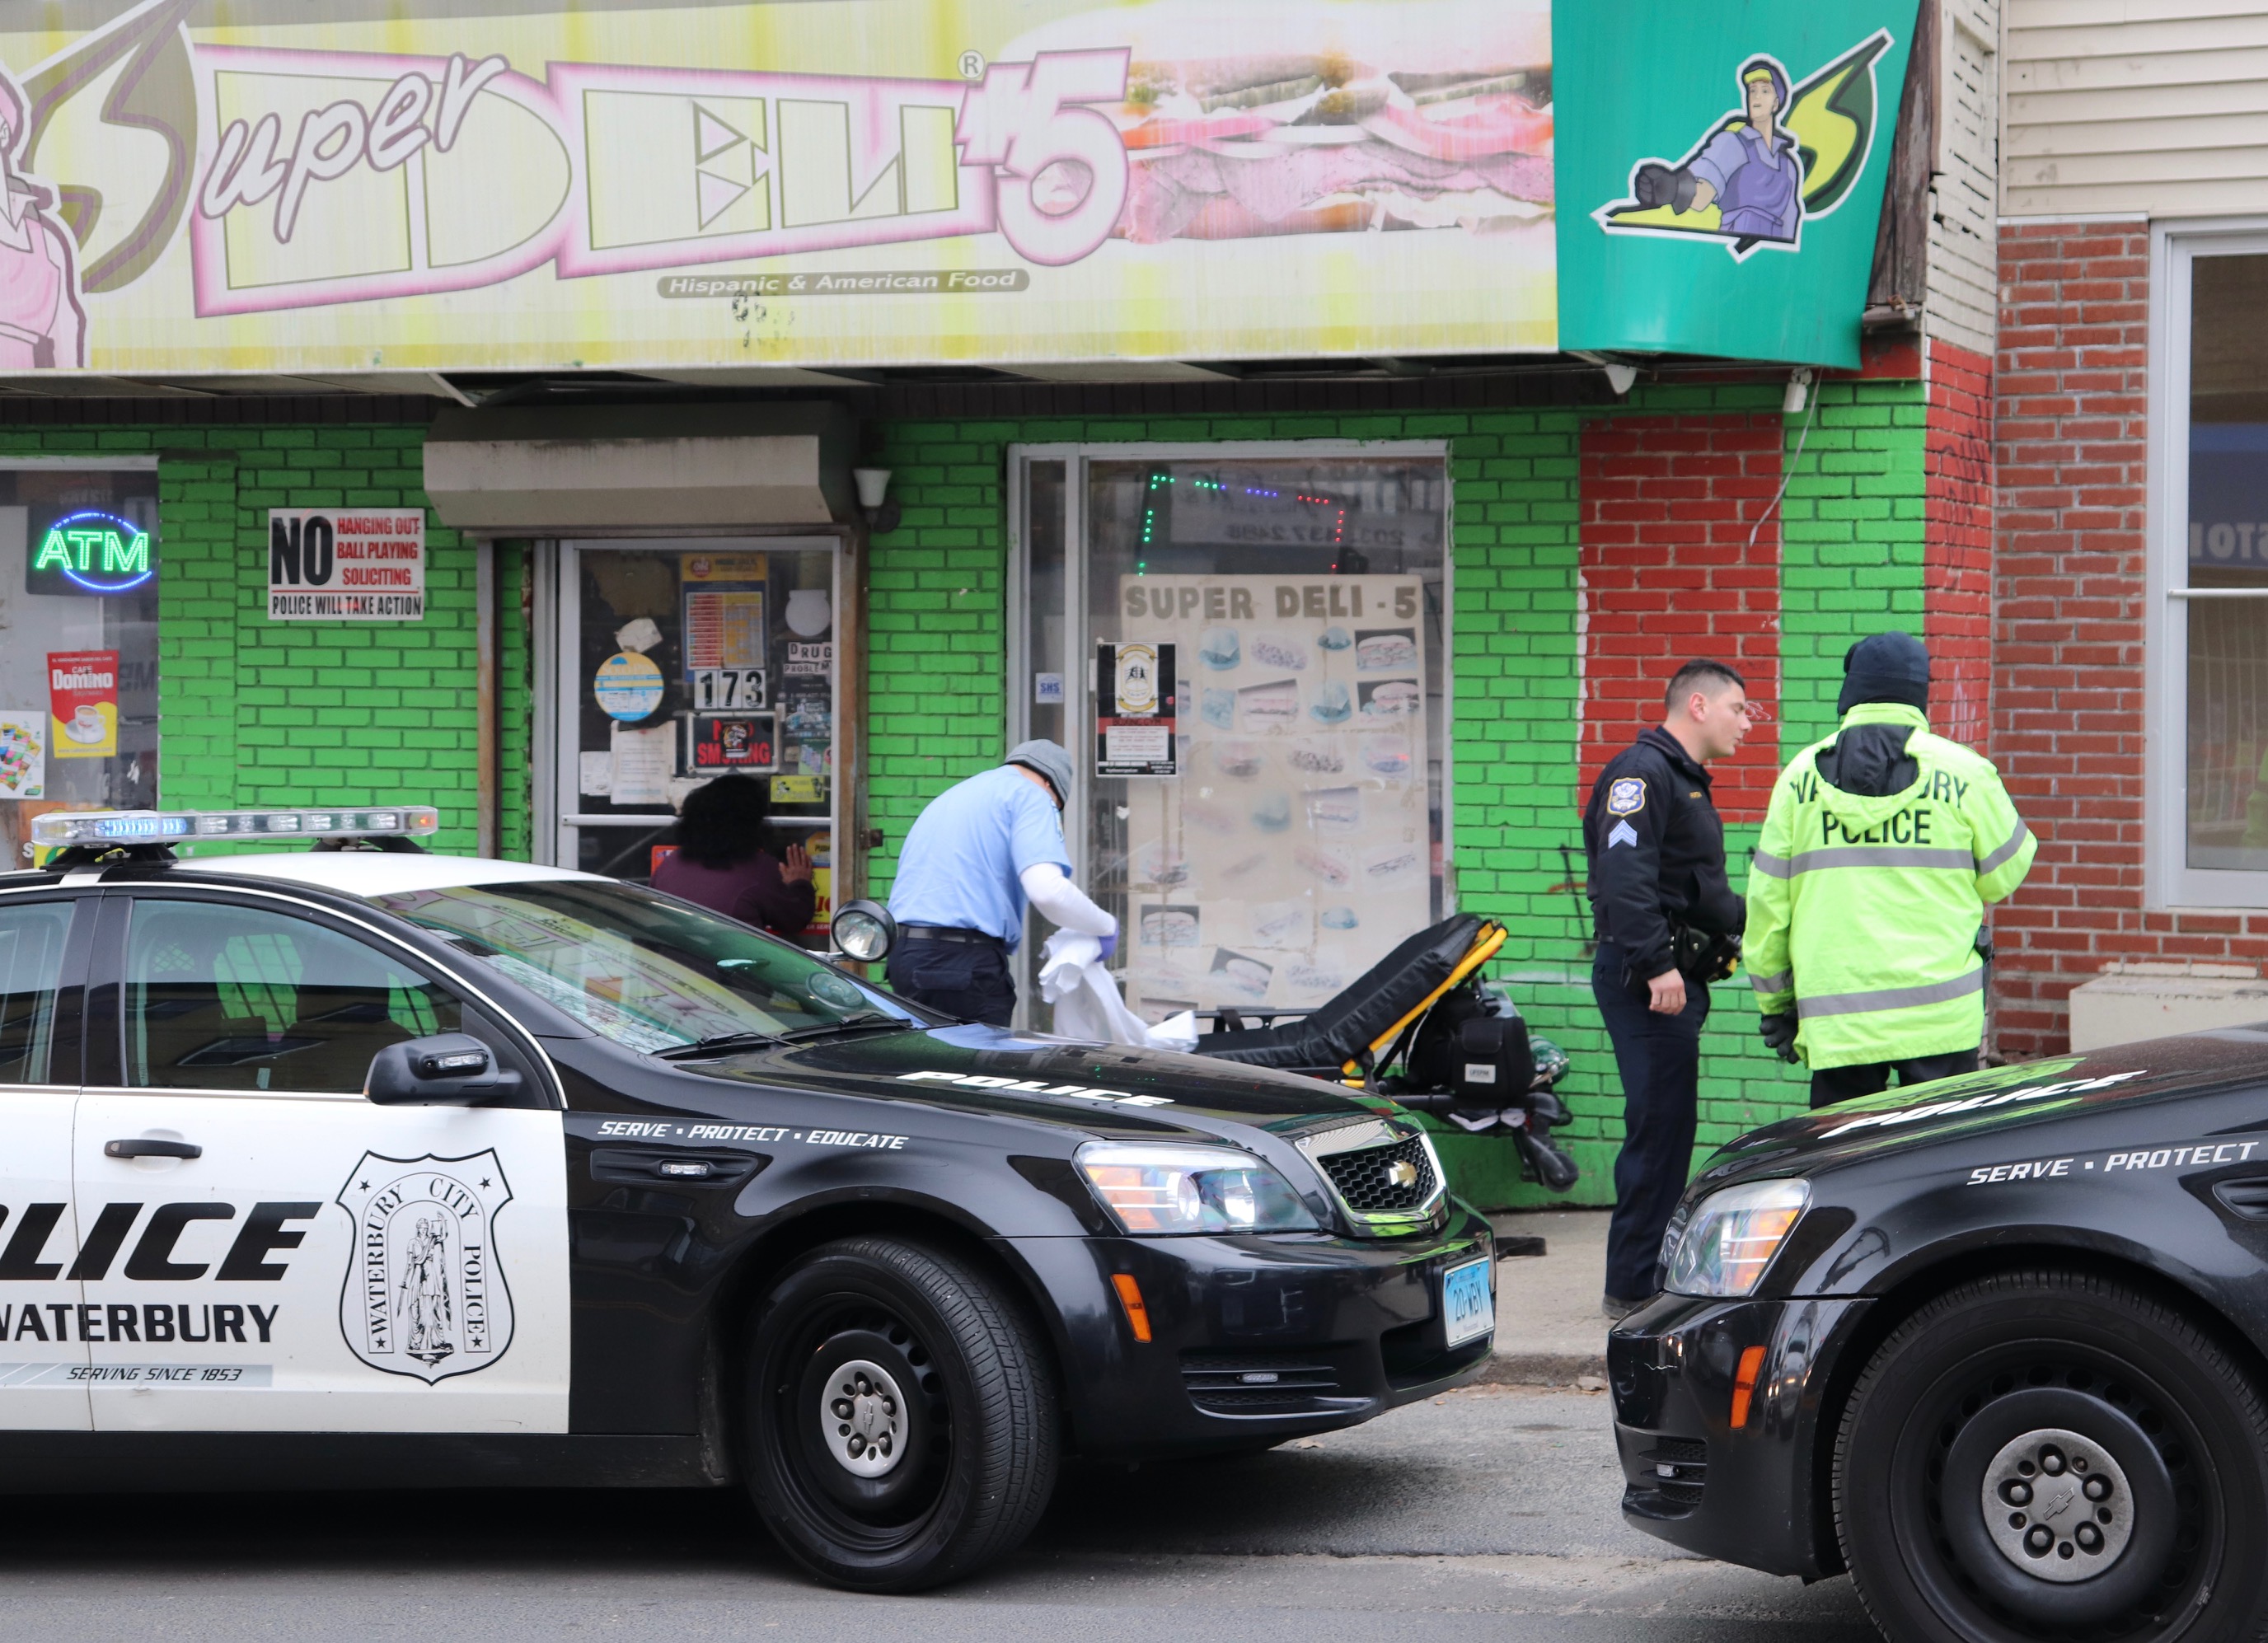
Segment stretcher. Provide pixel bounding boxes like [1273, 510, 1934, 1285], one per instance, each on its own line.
[1189, 913, 1581, 1192]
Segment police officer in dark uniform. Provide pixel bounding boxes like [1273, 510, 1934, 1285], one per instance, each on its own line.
[1585, 659, 1752, 1317]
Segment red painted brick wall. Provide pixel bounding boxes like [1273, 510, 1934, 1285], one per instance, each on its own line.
[1578, 414, 1783, 822]
[1928, 338, 1994, 751]
[1991, 222, 2268, 1058]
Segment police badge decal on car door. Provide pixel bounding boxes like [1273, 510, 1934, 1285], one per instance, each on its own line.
[335, 1152, 515, 1383]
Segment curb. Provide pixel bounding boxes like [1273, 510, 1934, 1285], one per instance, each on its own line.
[1477, 1350, 1609, 1387]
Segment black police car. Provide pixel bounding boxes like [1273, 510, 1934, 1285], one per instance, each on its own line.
[1610, 1033, 2268, 1643]
[0, 806, 1495, 1591]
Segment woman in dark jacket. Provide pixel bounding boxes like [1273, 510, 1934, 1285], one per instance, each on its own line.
[651, 775, 816, 938]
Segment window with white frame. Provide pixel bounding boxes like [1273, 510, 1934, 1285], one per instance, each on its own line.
[2159, 237, 2268, 905]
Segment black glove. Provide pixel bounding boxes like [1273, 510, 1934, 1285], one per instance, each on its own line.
[1759, 1011, 1800, 1064]
[1633, 163, 1676, 208]
[1671, 167, 1699, 213]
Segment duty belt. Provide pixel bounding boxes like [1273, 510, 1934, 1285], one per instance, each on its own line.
[901, 924, 1005, 948]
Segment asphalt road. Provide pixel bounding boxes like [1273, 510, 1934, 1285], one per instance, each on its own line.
[0, 1387, 1877, 1643]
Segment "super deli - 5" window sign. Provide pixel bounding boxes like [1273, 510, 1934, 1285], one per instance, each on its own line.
[268, 509, 425, 620]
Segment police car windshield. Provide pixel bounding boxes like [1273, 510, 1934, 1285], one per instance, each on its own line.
[367, 879, 920, 1056]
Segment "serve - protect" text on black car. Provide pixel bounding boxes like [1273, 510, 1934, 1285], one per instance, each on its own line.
[0, 807, 1497, 1591]
[1610, 1034, 2268, 1643]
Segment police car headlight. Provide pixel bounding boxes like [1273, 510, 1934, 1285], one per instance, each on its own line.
[1075, 1142, 1319, 1235]
[1662, 1178, 1811, 1297]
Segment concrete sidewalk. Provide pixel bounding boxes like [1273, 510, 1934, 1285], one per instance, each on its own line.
[1482, 1209, 1614, 1385]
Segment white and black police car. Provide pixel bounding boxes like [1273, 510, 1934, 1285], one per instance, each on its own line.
[0, 805, 1497, 1590]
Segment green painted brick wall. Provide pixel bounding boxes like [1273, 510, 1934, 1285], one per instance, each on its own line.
[864, 378, 1927, 1210]
[4, 422, 493, 860]
[22, 378, 1928, 1212]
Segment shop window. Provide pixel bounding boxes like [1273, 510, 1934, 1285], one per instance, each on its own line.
[1014, 447, 1449, 1025]
[2167, 248, 2268, 903]
[0, 466, 161, 867]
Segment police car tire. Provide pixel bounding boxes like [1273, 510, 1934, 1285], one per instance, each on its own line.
[1832, 1269, 2268, 1643]
[742, 1235, 1060, 1592]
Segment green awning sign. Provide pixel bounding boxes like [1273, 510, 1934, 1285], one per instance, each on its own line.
[1558, 1, 1919, 367]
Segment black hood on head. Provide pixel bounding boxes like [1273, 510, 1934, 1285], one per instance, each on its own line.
[1817, 722, 1920, 798]
[1838, 630, 1930, 717]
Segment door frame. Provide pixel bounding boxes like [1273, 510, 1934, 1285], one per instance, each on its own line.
[536, 533, 857, 898]
[1005, 441, 1458, 1026]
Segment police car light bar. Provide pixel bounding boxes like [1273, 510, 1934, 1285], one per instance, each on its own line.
[30, 806, 441, 849]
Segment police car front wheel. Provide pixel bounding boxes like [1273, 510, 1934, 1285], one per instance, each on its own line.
[743, 1236, 1060, 1591]
[1834, 1270, 2268, 1643]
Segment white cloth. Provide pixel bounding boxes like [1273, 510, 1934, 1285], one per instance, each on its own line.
[1038, 930, 1197, 1051]
[1019, 863, 1115, 936]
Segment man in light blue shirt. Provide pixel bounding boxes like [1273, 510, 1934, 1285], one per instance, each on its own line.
[885, 740, 1116, 1024]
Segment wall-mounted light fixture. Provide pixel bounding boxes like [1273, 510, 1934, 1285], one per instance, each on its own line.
[1783, 367, 1815, 415]
[1604, 363, 1638, 397]
[853, 466, 900, 535]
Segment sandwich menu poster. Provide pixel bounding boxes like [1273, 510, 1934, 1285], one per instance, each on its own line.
[1112, 573, 1429, 1018]
[0, 0, 1555, 377]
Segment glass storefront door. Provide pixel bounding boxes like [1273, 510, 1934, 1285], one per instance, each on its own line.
[1014, 447, 1450, 1026]
[551, 538, 841, 945]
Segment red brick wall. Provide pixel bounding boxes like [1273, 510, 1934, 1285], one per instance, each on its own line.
[1578, 414, 1784, 822]
[1928, 338, 1994, 751]
[1991, 222, 2268, 1058]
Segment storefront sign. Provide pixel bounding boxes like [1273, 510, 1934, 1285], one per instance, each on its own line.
[593, 652, 666, 721]
[4, 0, 1554, 375]
[1556, 0, 1919, 367]
[608, 722, 673, 803]
[267, 510, 426, 620]
[47, 649, 117, 761]
[0, 709, 43, 798]
[687, 712, 780, 773]
[1097, 641, 1177, 777]
[1113, 573, 1429, 1013]
[27, 509, 152, 596]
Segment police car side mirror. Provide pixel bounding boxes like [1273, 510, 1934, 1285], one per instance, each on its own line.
[831, 899, 897, 963]
[366, 1033, 523, 1107]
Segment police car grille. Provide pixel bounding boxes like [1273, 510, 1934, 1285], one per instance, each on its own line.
[1182, 1353, 1345, 1415]
[1319, 1135, 1436, 1214]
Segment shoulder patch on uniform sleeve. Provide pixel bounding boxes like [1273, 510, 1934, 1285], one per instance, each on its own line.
[1606, 777, 1647, 817]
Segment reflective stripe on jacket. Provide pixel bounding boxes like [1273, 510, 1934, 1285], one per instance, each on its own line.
[1745, 704, 2036, 1070]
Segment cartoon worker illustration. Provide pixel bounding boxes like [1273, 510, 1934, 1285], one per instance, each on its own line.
[1634, 59, 1802, 243]
[1597, 31, 1893, 260]
[0, 71, 85, 369]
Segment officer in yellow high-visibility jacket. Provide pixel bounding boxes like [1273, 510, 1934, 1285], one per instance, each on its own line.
[1746, 633, 2036, 1107]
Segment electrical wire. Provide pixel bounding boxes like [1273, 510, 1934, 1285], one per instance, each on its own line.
[1747, 381, 1822, 554]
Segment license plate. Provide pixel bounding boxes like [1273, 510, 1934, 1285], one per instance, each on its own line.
[1441, 1257, 1494, 1349]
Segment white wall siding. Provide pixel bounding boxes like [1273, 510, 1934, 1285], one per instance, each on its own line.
[1931, 0, 2003, 356]
[2008, 0, 2268, 219]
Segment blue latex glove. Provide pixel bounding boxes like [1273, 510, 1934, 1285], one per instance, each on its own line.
[1097, 929, 1118, 963]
